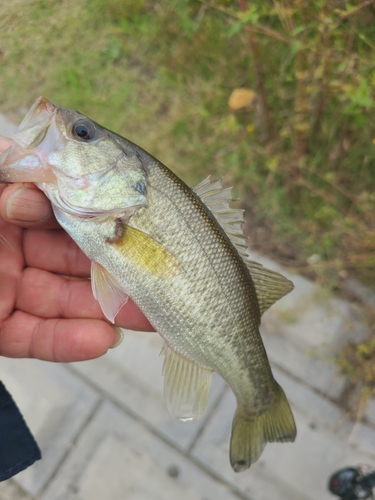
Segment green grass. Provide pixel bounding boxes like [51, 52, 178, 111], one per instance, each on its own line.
[1, 0, 375, 290]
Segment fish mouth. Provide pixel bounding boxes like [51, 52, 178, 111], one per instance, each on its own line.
[17, 96, 56, 148]
[0, 96, 58, 183]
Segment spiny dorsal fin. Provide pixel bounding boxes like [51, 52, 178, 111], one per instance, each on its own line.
[161, 343, 213, 421]
[193, 176, 247, 252]
[193, 177, 294, 315]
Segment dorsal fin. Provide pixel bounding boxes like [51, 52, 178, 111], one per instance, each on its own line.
[193, 176, 248, 253]
[243, 257, 294, 315]
[193, 177, 294, 315]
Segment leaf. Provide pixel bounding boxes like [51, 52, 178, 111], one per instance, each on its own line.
[290, 41, 302, 55]
[291, 25, 305, 36]
[238, 5, 260, 25]
[227, 21, 242, 38]
[228, 88, 256, 110]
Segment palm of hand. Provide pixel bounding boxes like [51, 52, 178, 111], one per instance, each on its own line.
[0, 139, 153, 362]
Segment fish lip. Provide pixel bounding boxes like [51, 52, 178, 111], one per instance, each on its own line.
[18, 96, 56, 133]
[15, 97, 57, 150]
[0, 145, 56, 183]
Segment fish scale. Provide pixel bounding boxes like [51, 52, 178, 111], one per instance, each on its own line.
[65, 153, 278, 413]
[0, 96, 297, 472]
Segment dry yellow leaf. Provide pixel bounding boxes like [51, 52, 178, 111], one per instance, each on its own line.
[228, 88, 256, 110]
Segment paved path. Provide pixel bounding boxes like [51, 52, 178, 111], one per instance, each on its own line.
[1, 114, 374, 500]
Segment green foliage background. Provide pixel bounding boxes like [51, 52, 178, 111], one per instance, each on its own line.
[1, 0, 375, 289]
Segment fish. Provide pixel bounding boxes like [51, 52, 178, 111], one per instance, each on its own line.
[0, 96, 296, 471]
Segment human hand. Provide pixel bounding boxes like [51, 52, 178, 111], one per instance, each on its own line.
[0, 136, 153, 362]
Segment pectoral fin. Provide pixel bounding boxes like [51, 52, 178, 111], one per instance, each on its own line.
[91, 262, 129, 323]
[109, 224, 181, 279]
[161, 344, 213, 420]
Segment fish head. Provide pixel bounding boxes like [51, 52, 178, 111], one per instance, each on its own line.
[0, 96, 148, 217]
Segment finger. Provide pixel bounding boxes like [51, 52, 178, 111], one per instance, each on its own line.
[115, 298, 154, 332]
[24, 229, 91, 277]
[0, 136, 12, 152]
[17, 267, 154, 332]
[0, 310, 118, 362]
[16, 268, 101, 318]
[0, 208, 24, 323]
[0, 183, 60, 229]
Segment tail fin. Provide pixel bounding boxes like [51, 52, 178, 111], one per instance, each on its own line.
[230, 383, 296, 472]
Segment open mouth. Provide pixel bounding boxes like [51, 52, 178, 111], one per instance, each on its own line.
[0, 97, 58, 183]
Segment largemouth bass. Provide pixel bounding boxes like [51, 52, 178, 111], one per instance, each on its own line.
[0, 97, 296, 471]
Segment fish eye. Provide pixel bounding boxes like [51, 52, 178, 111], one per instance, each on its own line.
[72, 120, 96, 141]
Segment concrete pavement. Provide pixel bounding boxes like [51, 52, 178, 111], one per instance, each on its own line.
[0, 113, 374, 500]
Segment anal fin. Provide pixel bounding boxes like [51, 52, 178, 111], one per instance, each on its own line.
[91, 262, 129, 323]
[161, 344, 213, 421]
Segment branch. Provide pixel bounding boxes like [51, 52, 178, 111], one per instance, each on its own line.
[237, 0, 276, 141]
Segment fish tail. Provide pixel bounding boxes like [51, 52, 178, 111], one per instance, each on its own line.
[230, 382, 296, 472]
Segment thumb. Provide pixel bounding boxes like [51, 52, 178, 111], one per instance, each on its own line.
[0, 183, 60, 229]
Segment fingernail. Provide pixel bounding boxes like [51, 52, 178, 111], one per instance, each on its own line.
[110, 326, 124, 349]
[6, 187, 52, 222]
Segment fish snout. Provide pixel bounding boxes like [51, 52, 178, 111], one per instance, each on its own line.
[0, 97, 58, 183]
